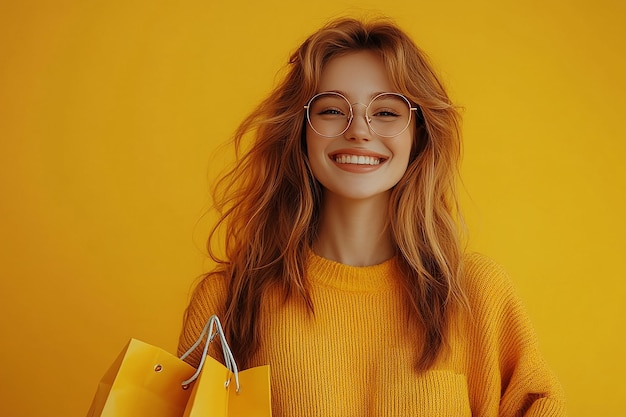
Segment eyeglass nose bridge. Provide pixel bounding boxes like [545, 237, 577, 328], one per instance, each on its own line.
[347, 102, 372, 130]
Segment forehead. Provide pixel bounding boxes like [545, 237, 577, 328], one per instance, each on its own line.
[318, 51, 394, 98]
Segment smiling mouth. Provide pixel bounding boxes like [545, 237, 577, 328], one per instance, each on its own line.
[332, 154, 385, 165]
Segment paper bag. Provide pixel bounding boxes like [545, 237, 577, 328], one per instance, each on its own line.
[86, 338, 194, 417]
[87, 315, 272, 417]
[183, 352, 271, 417]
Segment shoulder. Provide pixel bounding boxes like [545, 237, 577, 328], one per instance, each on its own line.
[461, 252, 519, 313]
[187, 271, 229, 315]
[193, 271, 229, 296]
[463, 252, 509, 283]
[460, 252, 536, 347]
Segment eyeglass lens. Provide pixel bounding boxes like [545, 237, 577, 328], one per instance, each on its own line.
[307, 93, 412, 138]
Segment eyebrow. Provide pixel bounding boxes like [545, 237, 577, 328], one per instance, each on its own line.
[323, 90, 390, 102]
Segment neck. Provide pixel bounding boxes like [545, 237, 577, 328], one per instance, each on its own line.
[313, 191, 394, 266]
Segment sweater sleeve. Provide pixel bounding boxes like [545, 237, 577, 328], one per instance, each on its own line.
[176, 273, 228, 368]
[464, 254, 567, 417]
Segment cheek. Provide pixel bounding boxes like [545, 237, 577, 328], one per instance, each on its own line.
[393, 132, 415, 166]
[387, 134, 415, 184]
[306, 125, 329, 154]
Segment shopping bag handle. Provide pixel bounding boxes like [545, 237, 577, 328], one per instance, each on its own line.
[179, 315, 240, 392]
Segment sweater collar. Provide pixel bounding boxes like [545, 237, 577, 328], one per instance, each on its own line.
[307, 249, 399, 292]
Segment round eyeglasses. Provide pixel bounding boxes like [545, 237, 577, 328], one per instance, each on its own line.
[304, 92, 419, 138]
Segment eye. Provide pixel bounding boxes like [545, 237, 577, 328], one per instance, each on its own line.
[371, 108, 401, 118]
[317, 107, 346, 116]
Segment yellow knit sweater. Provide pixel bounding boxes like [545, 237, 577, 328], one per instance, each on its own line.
[178, 252, 566, 416]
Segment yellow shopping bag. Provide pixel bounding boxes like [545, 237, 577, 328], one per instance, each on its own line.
[86, 338, 194, 417]
[86, 315, 272, 417]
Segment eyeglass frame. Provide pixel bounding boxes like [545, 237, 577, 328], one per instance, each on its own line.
[303, 91, 420, 138]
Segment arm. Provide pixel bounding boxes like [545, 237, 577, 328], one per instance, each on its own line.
[464, 254, 567, 417]
[177, 273, 228, 368]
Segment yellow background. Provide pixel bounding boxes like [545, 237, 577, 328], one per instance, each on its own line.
[0, 1, 624, 416]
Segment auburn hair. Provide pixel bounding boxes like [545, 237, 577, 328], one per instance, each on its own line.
[192, 17, 466, 371]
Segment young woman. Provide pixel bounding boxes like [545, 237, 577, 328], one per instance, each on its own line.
[178, 17, 566, 416]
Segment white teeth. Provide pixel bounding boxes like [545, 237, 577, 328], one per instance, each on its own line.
[333, 154, 381, 165]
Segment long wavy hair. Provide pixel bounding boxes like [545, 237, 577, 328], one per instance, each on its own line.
[194, 17, 466, 371]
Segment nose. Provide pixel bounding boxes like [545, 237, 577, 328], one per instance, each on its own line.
[343, 103, 371, 141]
